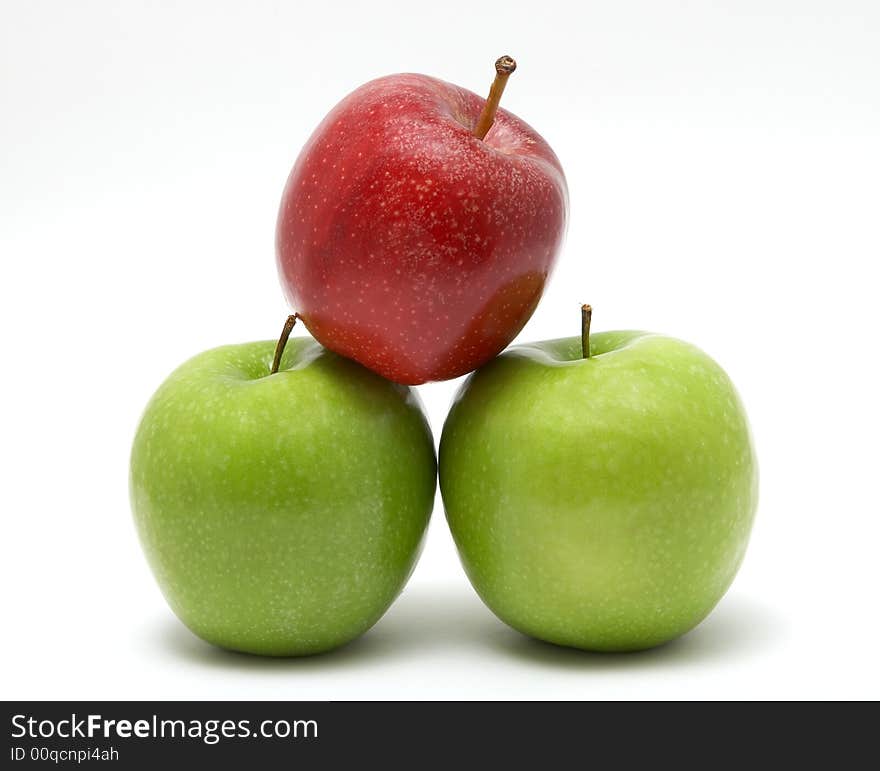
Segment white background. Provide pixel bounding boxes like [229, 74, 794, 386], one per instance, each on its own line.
[2, 0, 878, 699]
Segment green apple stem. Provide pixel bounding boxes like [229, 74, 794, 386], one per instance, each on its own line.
[270, 314, 300, 374]
[581, 304, 592, 359]
[473, 55, 517, 140]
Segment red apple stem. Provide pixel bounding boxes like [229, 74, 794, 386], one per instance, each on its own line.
[473, 55, 517, 140]
[270, 313, 300, 374]
[581, 304, 592, 359]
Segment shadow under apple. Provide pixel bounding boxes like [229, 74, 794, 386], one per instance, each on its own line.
[489, 594, 783, 671]
[154, 582, 781, 674]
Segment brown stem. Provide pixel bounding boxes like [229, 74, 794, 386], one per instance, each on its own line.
[581, 304, 592, 359]
[270, 314, 299, 374]
[473, 55, 517, 140]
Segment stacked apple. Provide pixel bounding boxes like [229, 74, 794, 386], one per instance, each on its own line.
[131, 58, 757, 656]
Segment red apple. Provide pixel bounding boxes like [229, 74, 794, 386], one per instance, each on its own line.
[276, 57, 568, 385]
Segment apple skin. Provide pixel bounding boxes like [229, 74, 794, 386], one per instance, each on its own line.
[276, 73, 568, 385]
[439, 331, 758, 652]
[130, 338, 436, 656]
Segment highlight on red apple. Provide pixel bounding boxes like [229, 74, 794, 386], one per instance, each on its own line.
[276, 56, 568, 385]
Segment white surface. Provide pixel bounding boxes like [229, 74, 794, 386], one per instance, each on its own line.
[2, 0, 878, 700]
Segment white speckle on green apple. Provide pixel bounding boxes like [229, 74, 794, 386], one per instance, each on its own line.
[130, 325, 436, 656]
[439, 314, 758, 652]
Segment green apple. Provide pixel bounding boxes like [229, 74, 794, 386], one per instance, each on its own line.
[439, 322, 758, 652]
[130, 330, 436, 656]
